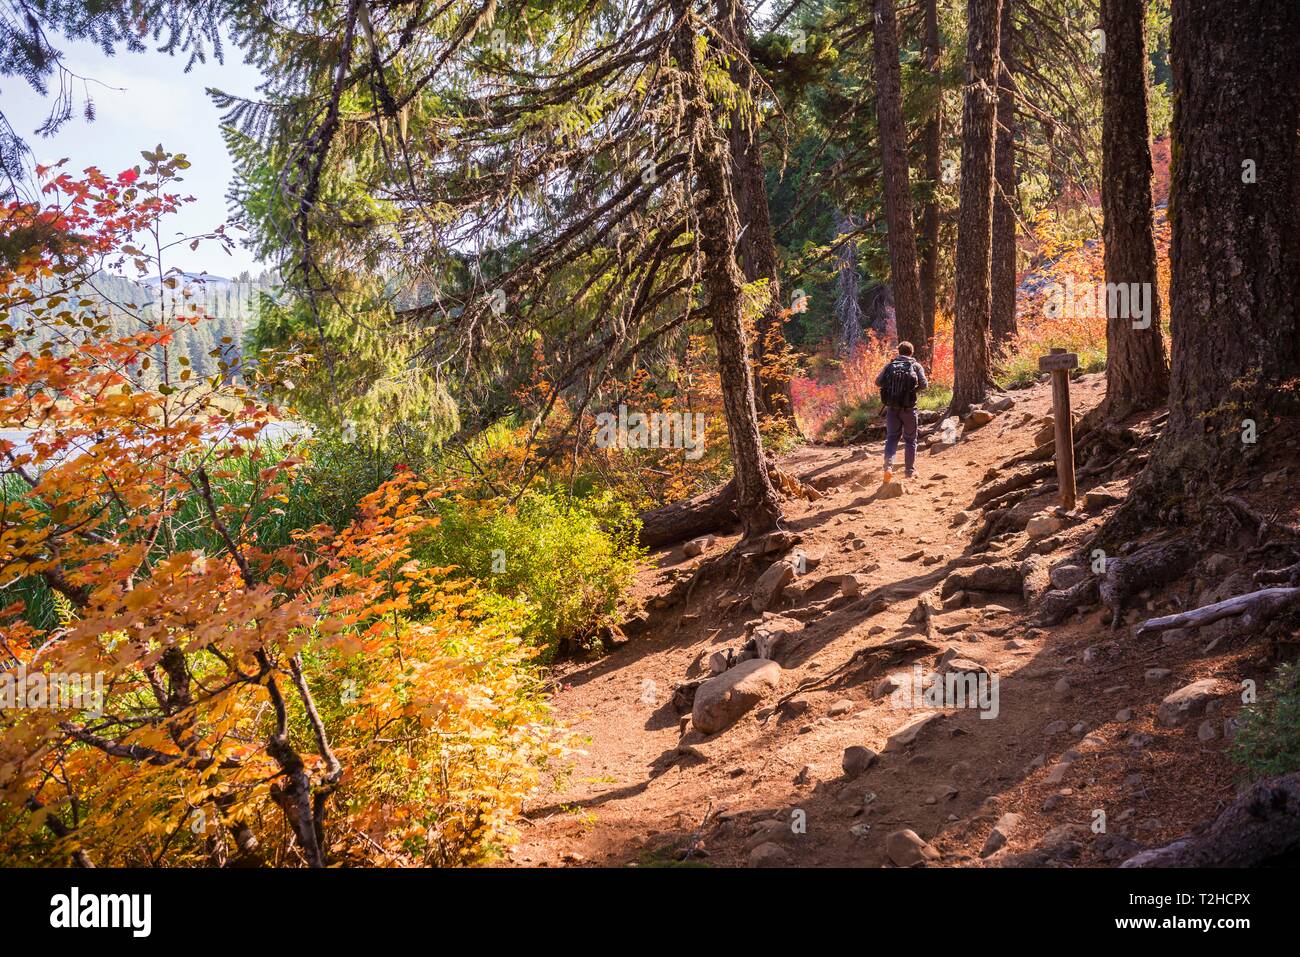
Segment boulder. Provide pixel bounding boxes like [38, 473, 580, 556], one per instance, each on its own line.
[885, 829, 941, 867]
[884, 712, 944, 751]
[839, 573, 870, 598]
[941, 561, 1022, 598]
[752, 561, 796, 612]
[1156, 678, 1224, 728]
[842, 746, 878, 778]
[981, 812, 1023, 858]
[1026, 513, 1062, 538]
[1084, 484, 1126, 511]
[683, 535, 715, 558]
[1049, 563, 1088, 590]
[791, 549, 824, 574]
[748, 842, 790, 867]
[873, 673, 905, 698]
[691, 658, 783, 734]
[877, 481, 906, 500]
[964, 408, 995, 431]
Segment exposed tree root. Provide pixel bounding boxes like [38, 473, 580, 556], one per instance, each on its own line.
[1122, 771, 1300, 867]
[766, 636, 940, 715]
[971, 462, 1056, 509]
[1033, 577, 1099, 626]
[1099, 536, 1198, 628]
[1136, 586, 1300, 637]
[637, 461, 820, 549]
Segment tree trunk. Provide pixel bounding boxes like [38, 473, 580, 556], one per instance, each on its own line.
[950, 0, 1002, 415]
[872, 0, 925, 353]
[719, 0, 797, 431]
[638, 478, 740, 549]
[834, 209, 864, 355]
[918, 0, 942, 365]
[1157, 0, 1299, 483]
[673, 1, 783, 539]
[990, 0, 1017, 350]
[1099, 0, 1169, 420]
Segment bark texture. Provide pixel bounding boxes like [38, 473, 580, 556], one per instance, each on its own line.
[1159, 0, 1300, 479]
[1099, 0, 1168, 419]
[834, 209, 864, 354]
[719, 0, 796, 429]
[990, 0, 1017, 348]
[950, 0, 1003, 414]
[872, 0, 925, 352]
[673, 2, 783, 539]
[918, 0, 942, 364]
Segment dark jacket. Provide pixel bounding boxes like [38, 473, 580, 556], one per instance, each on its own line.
[875, 356, 929, 409]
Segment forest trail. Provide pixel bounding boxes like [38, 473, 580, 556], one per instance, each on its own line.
[510, 371, 1252, 868]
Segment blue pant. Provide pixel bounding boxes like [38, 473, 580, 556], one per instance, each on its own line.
[884, 406, 918, 472]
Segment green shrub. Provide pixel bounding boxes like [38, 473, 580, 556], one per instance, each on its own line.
[414, 488, 644, 658]
[1230, 662, 1300, 780]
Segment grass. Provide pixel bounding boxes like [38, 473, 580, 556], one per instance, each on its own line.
[996, 342, 1107, 389]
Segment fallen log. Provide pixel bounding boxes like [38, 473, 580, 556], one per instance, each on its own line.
[1134, 586, 1300, 637]
[1121, 771, 1300, 867]
[637, 479, 739, 549]
[636, 463, 821, 549]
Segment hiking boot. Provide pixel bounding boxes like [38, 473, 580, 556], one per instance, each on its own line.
[905, 468, 917, 479]
[883, 467, 894, 484]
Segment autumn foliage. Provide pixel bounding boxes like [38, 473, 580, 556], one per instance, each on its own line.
[0, 154, 567, 866]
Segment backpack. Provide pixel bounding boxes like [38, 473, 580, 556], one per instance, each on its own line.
[879, 357, 920, 409]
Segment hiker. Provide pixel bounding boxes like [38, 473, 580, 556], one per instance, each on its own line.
[875, 341, 928, 481]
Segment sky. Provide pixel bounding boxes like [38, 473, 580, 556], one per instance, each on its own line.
[5, 31, 267, 277]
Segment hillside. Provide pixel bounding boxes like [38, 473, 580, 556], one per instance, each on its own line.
[511, 373, 1291, 867]
[16, 271, 277, 383]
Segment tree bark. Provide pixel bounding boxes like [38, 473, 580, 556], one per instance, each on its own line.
[834, 209, 864, 354]
[918, 0, 942, 365]
[950, 0, 1002, 415]
[1099, 0, 1168, 419]
[673, 1, 783, 540]
[719, 0, 797, 431]
[1157, 0, 1299, 481]
[990, 0, 1017, 349]
[872, 0, 926, 353]
[638, 478, 740, 549]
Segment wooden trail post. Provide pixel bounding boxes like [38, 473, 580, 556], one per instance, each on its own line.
[1038, 348, 1078, 510]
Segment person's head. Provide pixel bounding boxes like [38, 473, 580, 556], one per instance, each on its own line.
[897, 341, 914, 357]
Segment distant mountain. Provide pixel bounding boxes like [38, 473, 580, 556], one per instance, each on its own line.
[19, 269, 281, 385]
[141, 272, 233, 286]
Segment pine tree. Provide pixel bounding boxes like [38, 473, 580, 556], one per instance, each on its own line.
[1098, 0, 1167, 419]
[950, 0, 1002, 414]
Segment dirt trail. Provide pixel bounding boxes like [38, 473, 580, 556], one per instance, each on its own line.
[509, 372, 1249, 867]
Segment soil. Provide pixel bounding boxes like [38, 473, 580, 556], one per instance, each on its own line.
[508, 372, 1266, 868]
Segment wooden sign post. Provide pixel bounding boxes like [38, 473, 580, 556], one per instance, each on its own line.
[1038, 348, 1078, 510]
